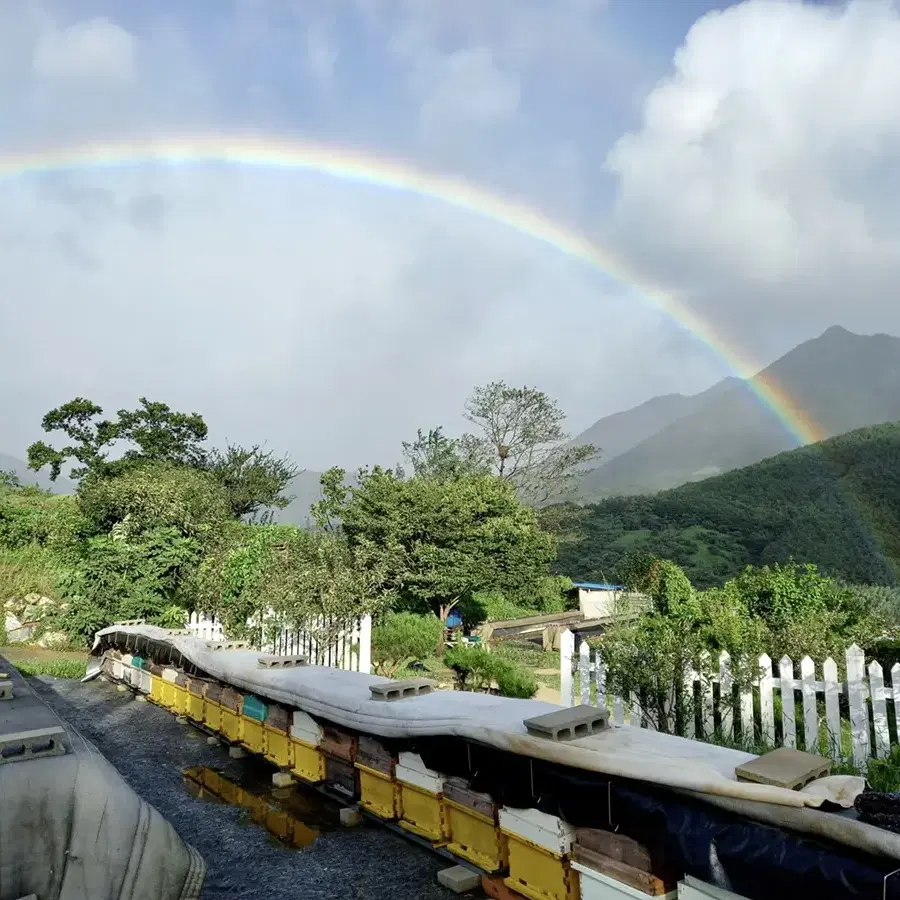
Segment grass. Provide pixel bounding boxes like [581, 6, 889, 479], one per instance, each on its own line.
[1, 646, 88, 680]
[0, 543, 67, 600]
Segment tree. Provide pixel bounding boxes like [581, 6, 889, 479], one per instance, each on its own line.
[401, 427, 490, 482]
[462, 381, 598, 505]
[202, 443, 300, 521]
[331, 467, 557, 626]
[27, 397, 208, 482]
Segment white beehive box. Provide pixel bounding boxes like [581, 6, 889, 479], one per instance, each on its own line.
[161, 667, 179, 683]
[396, 752, 445, 793]
[290, 709, 323, 745]
[499, 806, 576, 856]
[573, 862, 676, 900]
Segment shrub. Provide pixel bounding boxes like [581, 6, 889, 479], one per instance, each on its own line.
[372, 612, 444, 677]
[444, 645, 537, 699]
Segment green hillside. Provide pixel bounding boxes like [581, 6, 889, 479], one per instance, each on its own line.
[550, 422, 900, 588]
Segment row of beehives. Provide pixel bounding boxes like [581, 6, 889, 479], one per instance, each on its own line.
[98, 648, 734, 900]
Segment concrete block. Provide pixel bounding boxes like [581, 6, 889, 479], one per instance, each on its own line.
[113, 619, 146, 626]
[116, 684, 129, 693]
[272, 771, 294, 788]
[176, 716, 189, 725]
[523, 704, 609, 742]
[339, 806, 363, 827]
[437, 865, 481, 894]
[369, 678, 435, 701]
[0, 726, 66, 764]
[735, 747, 831, 790]
[257, 654, 308, 669]
[228, 745, 246, 759]
[207, 736, 220, 746]
[205, 640, 250, 651]
[0, 681, 13, 701]
[135, 694, 148, 703]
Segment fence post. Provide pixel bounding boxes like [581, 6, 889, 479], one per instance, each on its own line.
[358, 614, 372, 674]
[699, 651, 714, 739]
[779, 656, 796, 749]
[870, 660, 890, 760]
[758, 654, 775, 747]
[559, 628, 574, 707]
[739, 656, 754, 744]
[594, 649, 607, 711]
[579, 642, 591, 706]
[846, 644, 870, 771]
[823, 656, 841, 759]
[719, 652, 733, 742]
[800, 656, 817, 753]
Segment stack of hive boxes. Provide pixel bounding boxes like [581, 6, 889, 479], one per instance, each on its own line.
[219, 686, 243, 742]
[356, 735, 400, 819]
[396, 752, 449, 843]
[444, 775, 508, 873]
[184, 675, 210, 723]
[240, 695, 268, 755]
[571, 830, 677, 899]
[321, 724, 359, 799]
[290, 709, 326, 783]
[499, 807, 577, 900]
[263, 703, 293, 768]
[202, 680, 224, 732]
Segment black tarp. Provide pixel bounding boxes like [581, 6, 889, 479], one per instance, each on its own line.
[412, 736, 900, 900]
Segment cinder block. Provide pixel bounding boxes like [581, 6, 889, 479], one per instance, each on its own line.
[339, 806, 363, 827]
[735, 747, 831, 790]
[437, 865, 481, 894]
[207, 736, 220, 746]
[0, 681, 13, 701]
[0, 726, 66, 764]
[523, 704, 609, 742]
[369, 678, 435, 701]
[257, 654, 308, 668]
[116, 684, 129, 693]
[135, 694, 148, 703]
[272, 771, 294, 788]
[228, 745, 246, 759]
[176, 716, 189, 725]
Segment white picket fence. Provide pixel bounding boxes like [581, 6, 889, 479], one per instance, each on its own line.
[186, 610, 372, 674]
[559, 628, 900, 771]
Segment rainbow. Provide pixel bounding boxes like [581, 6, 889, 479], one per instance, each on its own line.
[0, 133, 824, 445]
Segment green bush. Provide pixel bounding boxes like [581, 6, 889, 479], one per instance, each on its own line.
[444, 645, 537, 699]
[372, 612, 444, 677]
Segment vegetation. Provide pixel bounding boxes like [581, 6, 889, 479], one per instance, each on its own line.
[550, 423, 900, 589]
[11, 656, 87, 679]
[444, 644, 538, 699]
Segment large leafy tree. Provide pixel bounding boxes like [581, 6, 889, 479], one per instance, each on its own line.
[27, 397, 208, 482]
[401, 427, 490, 482]
[318, 465, 557, 624]
[461, 381, 598, 506]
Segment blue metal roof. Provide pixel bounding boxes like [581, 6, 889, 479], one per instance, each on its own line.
[572, 582, 624, 591]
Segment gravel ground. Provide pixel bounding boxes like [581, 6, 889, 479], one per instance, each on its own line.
[28, 675, 460, 900]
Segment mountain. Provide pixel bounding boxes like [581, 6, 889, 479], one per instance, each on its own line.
[573, 327, 900, 499]
[0, 453, 75, 494]
[273, 470, 326, 525]
[549, 421, 900, 589]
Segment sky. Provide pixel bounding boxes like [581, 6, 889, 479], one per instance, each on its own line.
[3, 0, 900, 472]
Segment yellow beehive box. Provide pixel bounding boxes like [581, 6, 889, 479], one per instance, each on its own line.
[203, 700, 222, 733]
[502, 831, 577, 900]
[357, 763, 400, 820]
[149, 674, 166, 705]
[290, 736, 326, 783]
[240, 717, 266, 755]
[220, 708, 241, 743]
[398, 781, 449, 843]
[160, 668, 179, 709]
[264, 726, 292, 768]
[445, 799, 508, 873]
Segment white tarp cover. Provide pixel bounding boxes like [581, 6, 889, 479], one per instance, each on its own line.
[95, 625, 900, 863]
[0, 655, 205, 900]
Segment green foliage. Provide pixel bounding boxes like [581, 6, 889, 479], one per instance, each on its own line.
[443, 645, 537, 698]
[371, 612, 444, 677]
[866, 745, 900, 793]
[332, 467, 556, 622]
[551, 423, 900, 588]
[76, 462, 231, 539]
[0, 469, 20, 489]
[13, 657, 88, 679]
[28, 397, 208, 482]
[401, 427, 490, 482]
[201, 443, 300, 520]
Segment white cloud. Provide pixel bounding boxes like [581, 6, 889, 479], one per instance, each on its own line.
[606, 0, 900, 323]
[33, 17, 136, 81]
